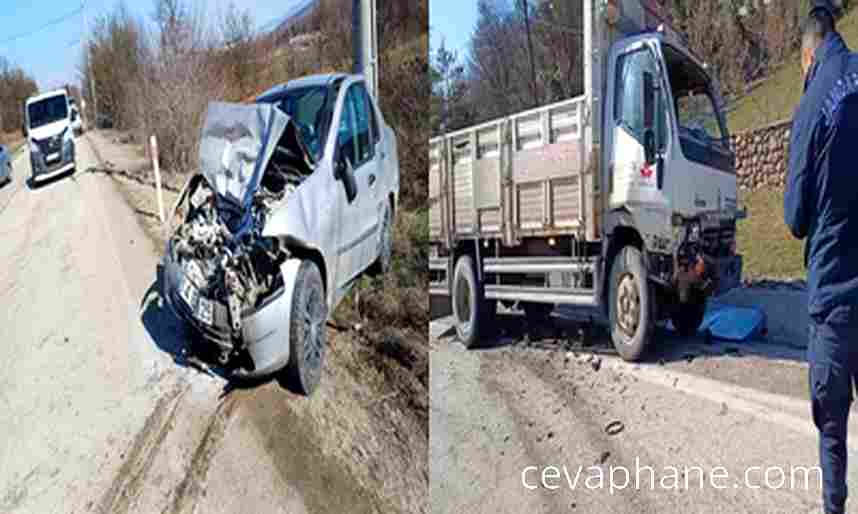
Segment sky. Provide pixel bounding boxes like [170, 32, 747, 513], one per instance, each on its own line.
[430, 0, 479, 63]
[0, 0, 311, 91]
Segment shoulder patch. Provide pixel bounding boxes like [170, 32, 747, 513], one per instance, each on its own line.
[823, 72, 858, 122]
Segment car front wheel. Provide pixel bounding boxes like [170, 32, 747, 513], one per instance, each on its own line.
[283, 260, 328, 395]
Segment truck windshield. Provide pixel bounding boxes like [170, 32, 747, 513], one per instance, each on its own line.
[28, 96, 69, 130]
[663, 46, 729, 149]
[663, 45, 733, 172]
[271, 86, 330, 161]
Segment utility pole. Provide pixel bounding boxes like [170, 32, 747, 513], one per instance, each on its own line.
[83, 0, 97, 127]
[352, 0, 378, 102]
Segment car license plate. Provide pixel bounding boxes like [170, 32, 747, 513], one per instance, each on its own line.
[185, 261, 206, 288]
[197, 297, 214, 326]
[46, 152, 60, 163]
[179, 277, 198, 310]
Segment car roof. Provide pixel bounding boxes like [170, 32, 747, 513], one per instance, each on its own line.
[255, 72, 354, 103]
[26, 89, 69, 105]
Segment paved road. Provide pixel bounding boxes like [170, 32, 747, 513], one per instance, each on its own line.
[0, 135, 423, 514]
[430, 305, 858, 514]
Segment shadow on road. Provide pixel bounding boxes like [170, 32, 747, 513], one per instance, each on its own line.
[25, 168, 77, 190]
[431, 293, 807, 366]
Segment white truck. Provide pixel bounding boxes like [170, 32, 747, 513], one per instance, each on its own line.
[24, 89, 76, 182]
[429, 0, 745, 360]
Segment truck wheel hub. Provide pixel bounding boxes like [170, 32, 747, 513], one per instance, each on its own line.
[617, 274, 640, 338]
[454, 275, 472, 332]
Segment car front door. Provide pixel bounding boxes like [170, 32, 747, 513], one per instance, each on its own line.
[332, 82, 380, 293]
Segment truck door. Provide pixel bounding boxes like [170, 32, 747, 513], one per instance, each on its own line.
[605, 41, 671, 211]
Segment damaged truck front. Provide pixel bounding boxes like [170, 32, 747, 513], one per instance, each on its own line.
[163, 75, 399, 395]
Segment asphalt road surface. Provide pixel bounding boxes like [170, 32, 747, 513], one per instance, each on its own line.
[0, 136, 423, 514]
[430, 304, 858, 514]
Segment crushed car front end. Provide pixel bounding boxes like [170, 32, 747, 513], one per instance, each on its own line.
[162, 102, 319, 379]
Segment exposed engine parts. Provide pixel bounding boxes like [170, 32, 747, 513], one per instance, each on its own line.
[166, 114, 315, 364]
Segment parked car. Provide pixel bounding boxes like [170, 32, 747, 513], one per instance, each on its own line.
[162, 73, 400, 395]
[0, 145, 11, 185]
[24, 89, 76, 183]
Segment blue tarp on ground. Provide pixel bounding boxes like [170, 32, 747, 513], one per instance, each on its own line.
[667, 303, 768, 342]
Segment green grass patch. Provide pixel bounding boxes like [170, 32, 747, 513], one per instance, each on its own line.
[737, 187, 805, 279]
[728, 8, 858, 133]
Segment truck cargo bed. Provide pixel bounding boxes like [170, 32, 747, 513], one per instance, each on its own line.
[429, 96, 601, 246]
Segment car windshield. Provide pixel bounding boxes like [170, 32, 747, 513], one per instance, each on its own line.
[271, 86, 330, 161]
[28, 95, 69, 130]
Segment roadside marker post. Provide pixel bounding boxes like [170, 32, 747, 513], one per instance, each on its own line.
[151, 135, 165, 224]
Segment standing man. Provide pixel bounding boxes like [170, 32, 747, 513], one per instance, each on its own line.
[786, 2, 858, 513]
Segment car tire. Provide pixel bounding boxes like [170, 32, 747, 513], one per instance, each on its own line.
[451, 255, 496, 348]
[671, 292, 707, 337]
[369, 202, 393, 276]
[283, 260, 328, 396]
[608, 246, 655, 362]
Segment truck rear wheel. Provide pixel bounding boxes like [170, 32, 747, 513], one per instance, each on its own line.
[452, 255, 496, 348]
[671, 293, 707, 337]
[609, 246, 655, 361]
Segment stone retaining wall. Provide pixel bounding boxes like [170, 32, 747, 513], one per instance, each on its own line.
[729, 119, 792, 191]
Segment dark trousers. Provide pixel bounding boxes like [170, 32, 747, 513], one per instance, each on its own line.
[809, 304, 858, 514]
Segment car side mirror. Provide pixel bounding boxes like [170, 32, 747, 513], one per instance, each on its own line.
[335, 152, 358, 203]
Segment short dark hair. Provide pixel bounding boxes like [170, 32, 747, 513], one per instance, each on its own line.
[803, 8, 836, 49]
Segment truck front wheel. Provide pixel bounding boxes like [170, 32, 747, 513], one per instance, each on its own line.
[452, 255, 496, 348]
[609, 246, 655, 361]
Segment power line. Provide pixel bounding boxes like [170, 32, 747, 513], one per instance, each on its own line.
[0, 6, 84, 47]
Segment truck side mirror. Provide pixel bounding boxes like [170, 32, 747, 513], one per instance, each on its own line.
[642, 71, 657, 165]
[335, 151, 358, 204]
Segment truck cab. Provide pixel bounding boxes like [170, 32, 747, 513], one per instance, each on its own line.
[600, 28, 744, 357]
[24, 89, 76, 182]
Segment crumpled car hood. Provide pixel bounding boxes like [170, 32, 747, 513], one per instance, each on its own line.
[199, 102, 312, 223]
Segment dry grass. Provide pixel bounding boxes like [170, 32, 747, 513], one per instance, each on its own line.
[737, 187, 805, 280]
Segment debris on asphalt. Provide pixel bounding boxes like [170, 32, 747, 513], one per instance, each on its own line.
[719, 402, 728, 416]
[597, 451, 611, 465]
[590, 356, 602, 372]
[605, 420, 625, 436]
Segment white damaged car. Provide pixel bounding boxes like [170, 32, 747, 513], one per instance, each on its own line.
[163, 73, 399, 394]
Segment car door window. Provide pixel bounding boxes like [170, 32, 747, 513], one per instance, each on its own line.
[360, 86, 380, 144]
[337, 89, 359, 167]
[352, 85, 374, 163]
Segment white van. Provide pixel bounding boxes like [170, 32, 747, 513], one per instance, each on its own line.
[24, 89, 76, 182]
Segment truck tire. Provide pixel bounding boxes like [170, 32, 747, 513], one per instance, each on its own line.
[671, 293, 707, 337]
[284, 260, 328, 395]
[608, 246, 655, 362]
[452, 255, 496, 348]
